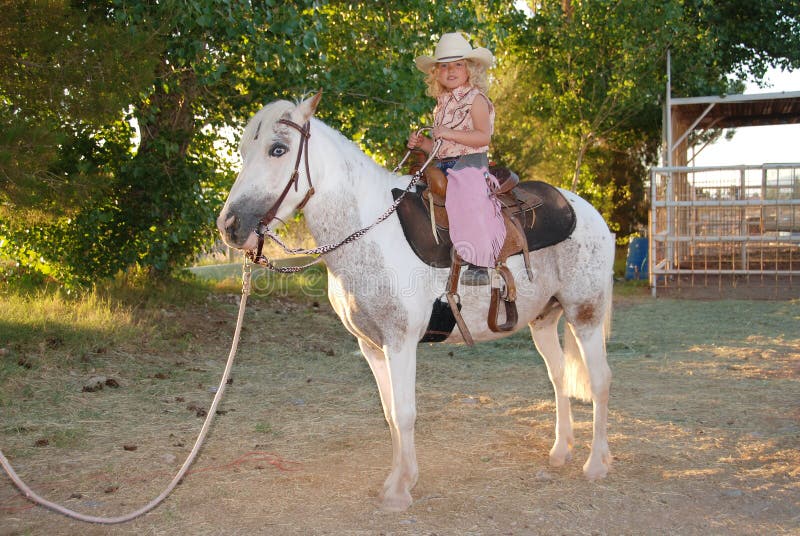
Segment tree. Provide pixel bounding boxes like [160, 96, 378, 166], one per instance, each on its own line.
[492, 0, 800, 237]
[6, 0, 795, 283]
[1, 0, 523, 285]
[683, 0, 800, 82]
[0, 1, 158, 223]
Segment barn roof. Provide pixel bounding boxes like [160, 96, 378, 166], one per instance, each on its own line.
[671, 90, 800, 130]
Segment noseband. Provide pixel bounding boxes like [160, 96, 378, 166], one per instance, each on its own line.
[249, 118, 314, 264]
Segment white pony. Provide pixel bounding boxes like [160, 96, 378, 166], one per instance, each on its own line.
[217, 94, 615, 511]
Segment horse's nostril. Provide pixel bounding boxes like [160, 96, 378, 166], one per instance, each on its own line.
[225, 214, 237, 234]
[217, 213, 239, 242]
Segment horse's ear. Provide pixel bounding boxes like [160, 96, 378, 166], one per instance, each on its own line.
[296, 89, 322, 123]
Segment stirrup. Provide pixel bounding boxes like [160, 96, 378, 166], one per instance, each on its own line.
[488, 264, 518, 332]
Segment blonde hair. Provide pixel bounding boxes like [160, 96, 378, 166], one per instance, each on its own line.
[423, 59, 490, 98]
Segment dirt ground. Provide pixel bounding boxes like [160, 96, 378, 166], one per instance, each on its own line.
[1, 290, 798, 535]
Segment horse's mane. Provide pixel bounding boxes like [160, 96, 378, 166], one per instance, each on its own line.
[302, 112, 394, 184]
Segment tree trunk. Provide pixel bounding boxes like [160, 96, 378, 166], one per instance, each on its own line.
[571, 135, 590, 192]
[117, 56, 201, 275]
[562, 0, 574, 19]
[136, 58, 198, 158]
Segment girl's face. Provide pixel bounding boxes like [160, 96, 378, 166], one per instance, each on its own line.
[436, 60, 469, 90]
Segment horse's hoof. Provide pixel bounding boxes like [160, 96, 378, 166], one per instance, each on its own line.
[548, 446, 572, 467]
[379, 491, 413, 512]
[582, 459, 609, 480]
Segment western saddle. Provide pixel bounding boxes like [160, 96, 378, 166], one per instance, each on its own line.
[409, 151, 543, 344]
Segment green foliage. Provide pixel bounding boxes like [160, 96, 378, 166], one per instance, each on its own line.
[1, 0, 798, 286]
[0, 1, 514, 285]
[493, 0, 799, 236]
[0, 1, 159, 220]
[682, 0, 800, 82]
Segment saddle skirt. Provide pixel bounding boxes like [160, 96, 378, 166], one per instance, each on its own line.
[393, 178, 576, 268]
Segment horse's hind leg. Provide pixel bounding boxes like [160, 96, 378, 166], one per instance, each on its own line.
[357, 338, 418, 511]
[567, 321, 612, 480]
[529, 310, 574, 467]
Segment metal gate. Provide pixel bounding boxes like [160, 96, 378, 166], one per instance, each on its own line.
[649, 164, 800, 297]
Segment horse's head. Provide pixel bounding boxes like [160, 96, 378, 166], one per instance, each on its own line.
[216, 92, 322, 250]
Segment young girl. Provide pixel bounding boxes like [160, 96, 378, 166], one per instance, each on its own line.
[407, 32, 505, 286]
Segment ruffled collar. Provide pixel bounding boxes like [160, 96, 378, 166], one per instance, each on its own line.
[438, 84, 475, 104]
[451, 84, 474, 101]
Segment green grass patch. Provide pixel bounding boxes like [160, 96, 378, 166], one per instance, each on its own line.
[613, 278, 651, 297]
[0, 260, 328, 373]
[254, 422, 280, 436]
[47, 427, 87, 449]
[188, 259, 328, 304]
[0, 262, 331, 453]
[0, 288, 134, 361]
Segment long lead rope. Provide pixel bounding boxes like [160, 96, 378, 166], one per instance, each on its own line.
[1, 134, 442, 521]
[0, 259, 254, 524]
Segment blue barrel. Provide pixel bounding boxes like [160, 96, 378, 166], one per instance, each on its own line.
[625, 237, 648, 280]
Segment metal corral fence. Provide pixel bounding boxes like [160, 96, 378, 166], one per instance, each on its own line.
[649, 164, 800, 298]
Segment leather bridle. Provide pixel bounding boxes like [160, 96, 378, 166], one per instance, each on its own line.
[245, 120, 440, 272]
[249, 118, 315, 264]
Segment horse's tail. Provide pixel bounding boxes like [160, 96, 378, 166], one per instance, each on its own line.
[563, 323, 591, 402]
[602, 272, 614, 345]
[563, 273, 614, 403]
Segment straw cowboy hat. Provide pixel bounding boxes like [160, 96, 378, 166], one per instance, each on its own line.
[414, 32, 494, 73]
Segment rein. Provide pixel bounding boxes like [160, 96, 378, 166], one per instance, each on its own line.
[248, 123, 441, 273]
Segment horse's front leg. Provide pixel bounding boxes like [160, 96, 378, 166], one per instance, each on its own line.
[358, 338, 418, 511]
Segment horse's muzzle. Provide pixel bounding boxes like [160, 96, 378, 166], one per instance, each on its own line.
[217, 211, 258, 250]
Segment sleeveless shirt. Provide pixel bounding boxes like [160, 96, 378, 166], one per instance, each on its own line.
[433, 85, 495, 159]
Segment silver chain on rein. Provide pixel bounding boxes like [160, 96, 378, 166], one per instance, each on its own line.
[250, 136, 441, 273]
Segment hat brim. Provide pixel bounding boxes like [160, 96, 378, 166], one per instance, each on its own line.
[414, 47, 494, 73]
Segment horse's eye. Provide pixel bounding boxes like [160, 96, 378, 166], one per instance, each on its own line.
[269, 143, 288, 157]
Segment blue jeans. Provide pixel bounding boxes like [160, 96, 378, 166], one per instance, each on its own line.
[436, 159, 458, 174]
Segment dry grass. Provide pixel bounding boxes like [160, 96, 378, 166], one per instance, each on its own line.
[1, 280, 798, 535]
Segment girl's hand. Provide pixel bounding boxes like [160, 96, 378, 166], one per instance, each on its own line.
[407, 131, 422, 149]
[432, 126, 450, 140]
[407, 131, 433, 153]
